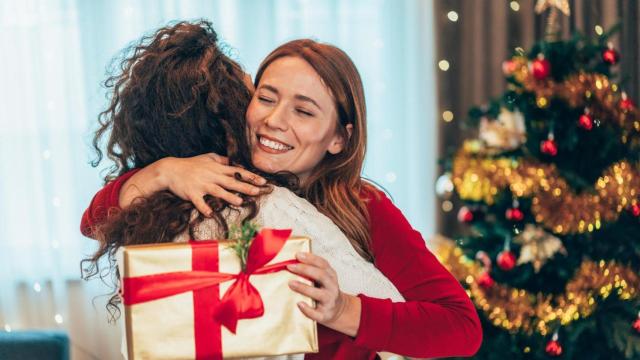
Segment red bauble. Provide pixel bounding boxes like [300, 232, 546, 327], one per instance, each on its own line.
[457, 206, 474, 223]
[531, 56, 551, 80]
[578, 114, 593, 130]
[632, 317, 640, 334]
[602, 48, 620, 65]
[620, 98, 636, 111]
[497, 250, 517, 271]
[476, 271, 495, 289]
[540, 139, 558, 156]
[631, 204, 640, 217]
[505, 207, 525, 222]
[545, 339, 563, 356]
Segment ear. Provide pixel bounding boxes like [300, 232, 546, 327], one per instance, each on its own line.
[327, 124, 353, 155]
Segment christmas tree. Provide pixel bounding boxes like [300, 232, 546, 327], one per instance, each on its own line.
[436, 2, 640, 359]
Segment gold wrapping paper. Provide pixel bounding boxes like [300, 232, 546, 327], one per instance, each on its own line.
[117, 237, 318, 359]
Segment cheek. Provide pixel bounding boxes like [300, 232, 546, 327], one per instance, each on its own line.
[246, 98, 262, 129]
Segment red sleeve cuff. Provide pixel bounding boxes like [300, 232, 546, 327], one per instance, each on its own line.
[353, 294, 393, 350]
[80, 169, 141, 238]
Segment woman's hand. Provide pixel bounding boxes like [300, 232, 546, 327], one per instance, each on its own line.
[287, 252, 362, 337]
[119, 153, 267, 215]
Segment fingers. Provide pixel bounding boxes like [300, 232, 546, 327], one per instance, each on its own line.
[227, 167, 267, 186]
[216, 174, 265, 196]
[190, 194, 213, 217]
[296, 301, 323, 322]
[205, 184, 244, 207]
[287, 263, 335, 289]
[206, 153, 229, 165]
[288, 280, 327, 302]
[296, 252, 331, 268]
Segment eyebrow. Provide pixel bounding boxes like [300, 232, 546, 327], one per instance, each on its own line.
[260, 84, 323, 111]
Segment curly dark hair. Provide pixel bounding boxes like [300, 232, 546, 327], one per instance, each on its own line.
[81, 20, 293, 320]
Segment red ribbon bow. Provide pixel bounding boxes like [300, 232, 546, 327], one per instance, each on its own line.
[122, 228, 297, 359]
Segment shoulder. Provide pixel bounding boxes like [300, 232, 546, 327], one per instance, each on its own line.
[359, 183, 398, 219]
[259, 185, 326, 220]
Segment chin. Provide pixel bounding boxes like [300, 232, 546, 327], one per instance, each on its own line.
[252, 154, 282, 174]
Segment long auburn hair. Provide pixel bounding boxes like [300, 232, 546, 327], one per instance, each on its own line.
[254, 40, 377, 262]
[82, 20, 291, 318]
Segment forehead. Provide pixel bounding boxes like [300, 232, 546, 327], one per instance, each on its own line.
[259, 56, 334, 103]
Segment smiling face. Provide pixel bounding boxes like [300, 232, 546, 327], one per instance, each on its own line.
[246, 56, 350, 183]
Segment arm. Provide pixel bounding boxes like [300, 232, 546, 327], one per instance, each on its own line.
[353, 189, 482, 358]
[80, 154, 267, 238]
[80, 169, 140, 238]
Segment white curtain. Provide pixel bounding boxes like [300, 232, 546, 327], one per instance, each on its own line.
[0, 1, 436, 359]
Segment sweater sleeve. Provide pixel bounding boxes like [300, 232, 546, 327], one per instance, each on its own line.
[80, 169, 141, 238]
[353, 189, 482, 358]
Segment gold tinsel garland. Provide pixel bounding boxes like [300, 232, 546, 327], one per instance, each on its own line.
[508, 56, 640, 148]
[436, 240, 640, 335]
[452, 145, 640, 235]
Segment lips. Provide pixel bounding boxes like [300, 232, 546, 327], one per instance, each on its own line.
[257, 134, 294, 154]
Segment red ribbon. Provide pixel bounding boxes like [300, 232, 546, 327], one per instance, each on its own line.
[122, 228, 297, 359]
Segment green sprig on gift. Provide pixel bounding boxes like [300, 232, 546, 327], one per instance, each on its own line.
[228, 222, 260, 271]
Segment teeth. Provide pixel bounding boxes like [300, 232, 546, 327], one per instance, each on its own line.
[259, 136, 292, 151]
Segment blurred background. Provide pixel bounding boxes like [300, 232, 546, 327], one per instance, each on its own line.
[1, 0, 638, 359]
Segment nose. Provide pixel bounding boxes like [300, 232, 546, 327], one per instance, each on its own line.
[264, 103, 289, 132]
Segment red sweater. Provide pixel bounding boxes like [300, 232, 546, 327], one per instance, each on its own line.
[81, 170, 482, 358]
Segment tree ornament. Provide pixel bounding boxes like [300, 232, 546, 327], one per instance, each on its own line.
[531, 55, 551, 80]
[479, 108, 526, 150]
[457, 206, 474, 223]
[620, 92, 635, 112]
[602, 43, 620, 65]
[502, 59, 517, 75]
[497, 250, 517, 271]
[506, 208, 525, 222]
[578, 110, 593, 131]
[633, 312, 640, 334]
[476, 271, 495, 289]
[540, 132, 558, 156]
[475, 251, 495, 288]
[631, 204, 640, 217]
[545, 332, 563, 356]
[514, 224, 567, 272]
[435, 172, 455, 198]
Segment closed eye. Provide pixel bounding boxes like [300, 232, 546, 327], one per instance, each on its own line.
[296, 108, 314, 117]
[258, 96, 275, 104]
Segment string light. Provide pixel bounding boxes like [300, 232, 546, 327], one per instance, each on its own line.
[594, 25, 604, 36]
[510, 1, 520, 12]
[442, 200, 454, 212]
[447, 11, 459, 22]
[4, 324, 11, 332]
[33, 282, 41, 292]
[438, 60, 450, 71]
[54, 314, 63, 324]
[442, 110, 454, 122]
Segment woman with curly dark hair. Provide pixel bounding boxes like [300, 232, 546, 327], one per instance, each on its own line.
[83, 19, 403, 359]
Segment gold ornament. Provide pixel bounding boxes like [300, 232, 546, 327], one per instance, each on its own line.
[479, 108, 527, 150]
[514, 224, 567, 272]
[436, 239, 640, 335]
[451, 146, 640, 235]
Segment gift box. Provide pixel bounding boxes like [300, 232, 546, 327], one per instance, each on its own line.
[117, 229, 318, 359]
